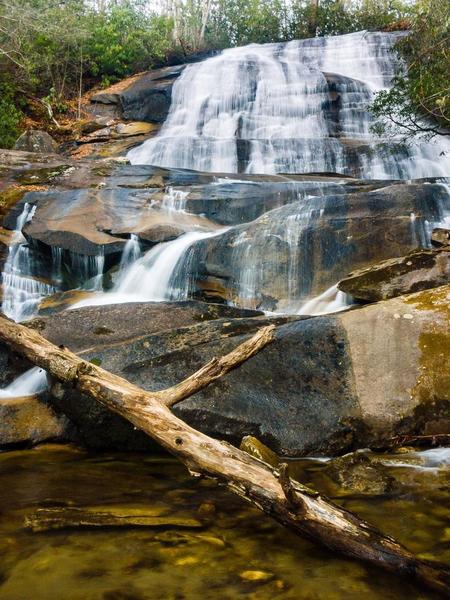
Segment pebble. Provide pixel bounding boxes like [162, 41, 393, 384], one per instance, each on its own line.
[175, 556, 199, 566]
[239, 570, 274, 582]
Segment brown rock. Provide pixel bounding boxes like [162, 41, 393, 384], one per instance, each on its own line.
[0, 395, 70, 447]
[431, 227, 450, 247]
[337, 247, 450, 302]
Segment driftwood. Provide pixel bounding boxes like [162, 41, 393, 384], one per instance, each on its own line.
[0, 314, 448, 596]
[25, 507, 203, 533]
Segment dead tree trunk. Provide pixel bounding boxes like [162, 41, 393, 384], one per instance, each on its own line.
[0, 314, 448, 596]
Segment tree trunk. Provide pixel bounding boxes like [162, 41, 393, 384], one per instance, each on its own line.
[308, 0, 319, 37]
[0, 314, 448, 596]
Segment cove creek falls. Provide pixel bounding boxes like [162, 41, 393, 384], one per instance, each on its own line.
[0, 29, 449, 459]
[0, 28, 450, 600]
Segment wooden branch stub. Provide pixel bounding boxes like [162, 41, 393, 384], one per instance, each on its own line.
[160, 324, 276, 407]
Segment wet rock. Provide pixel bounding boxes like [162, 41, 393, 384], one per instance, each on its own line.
[0, 395, 71, 447]
[28, 300, 264, 352]
[2, 287, 447, 456]
[14, 130, 59, 154]
[431, 227, 450, 247]
[323, 450, 396, 495]
[337, 247, 450, 302]
[25, 506, 203, 532]
[194, 183, 450, 309]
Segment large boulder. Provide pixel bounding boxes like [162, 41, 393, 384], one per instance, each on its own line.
[192, 183, 450, 310]
[1, 288, 448, 456]
[338, 247, 450, 301]
[14, 130, 59, 154]
[91, 65, 185, 123]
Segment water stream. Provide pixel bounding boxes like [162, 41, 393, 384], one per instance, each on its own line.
[71, 229, 225, 309]
[1, 204, 56, 322]
[128, 31, 450, 178]
[0, 446, 447, 600]
[0, 367, 48, 399]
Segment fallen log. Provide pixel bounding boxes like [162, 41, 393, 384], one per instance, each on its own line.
[0, 314, 448, 595]
[25, 507, 203, 533]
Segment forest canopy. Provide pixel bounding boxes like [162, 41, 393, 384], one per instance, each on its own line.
[0, 0, 447, 147]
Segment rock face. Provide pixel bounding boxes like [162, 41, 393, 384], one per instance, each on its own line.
[0, 396, 71, 447]
[193, 183, 449, 309]
[338, 247, 450, 302]
[14, 130, 59, 154]
[431, 227, 450, 247]
[90, 65, 185, 123]
[7, 163, 447, 312]
[1, 288, 447, 456]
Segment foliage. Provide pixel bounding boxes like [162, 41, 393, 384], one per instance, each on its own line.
[85, 4, 173, 82]
[371, 0, 450, 138]
[0, 82, 23, 149]
[0, 0, 416, 147]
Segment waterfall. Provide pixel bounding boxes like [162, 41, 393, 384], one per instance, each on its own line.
[0, 367, 48, 399]
[161, 187, 189, 212]
[297, 284, 352, 316]
[71, 229, 224, 309]
[118, 234, 141, 274]
[229, 200, 324, 310]
[127, 31, 450, 179]
[1, 203, 56, 322]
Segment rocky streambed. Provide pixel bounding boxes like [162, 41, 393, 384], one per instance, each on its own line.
[0, 444, 448, 600]
[0, 147, 448, 455]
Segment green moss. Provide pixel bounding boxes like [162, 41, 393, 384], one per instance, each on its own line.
[405, 286, 450, 403]
[404, 285, 450, 320]
[14, 165, 71, 185]
[0, 186, 27, 222]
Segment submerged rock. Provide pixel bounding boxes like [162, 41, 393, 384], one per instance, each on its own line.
[338, 247, 450, 302]
[321, 450, 396, 496]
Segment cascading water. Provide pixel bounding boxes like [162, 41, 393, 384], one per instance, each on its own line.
[0, 367, 48, 399]
[128, 31, 450, 179]
[297, 284, 352, 316]
[161, 187, 189, 212]
[1, 203, 56, 322]
[2, 32, 449, 326]
[118, 234, 141, 276]
[71, 228, 224, 309]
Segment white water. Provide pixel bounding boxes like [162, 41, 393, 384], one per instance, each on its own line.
[118, 234, 141, 275]
[71, 229, 223, 309]
[0, 367, 48, 399]
[297, 284, 352, 316]
[128, 31, 450, 178]
[161, 187, 189, 212]
[380, 447, 450, 471]
[1, 203, 56, 322]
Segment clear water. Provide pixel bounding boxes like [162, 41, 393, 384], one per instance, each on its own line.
[0, 446, 447, 600]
